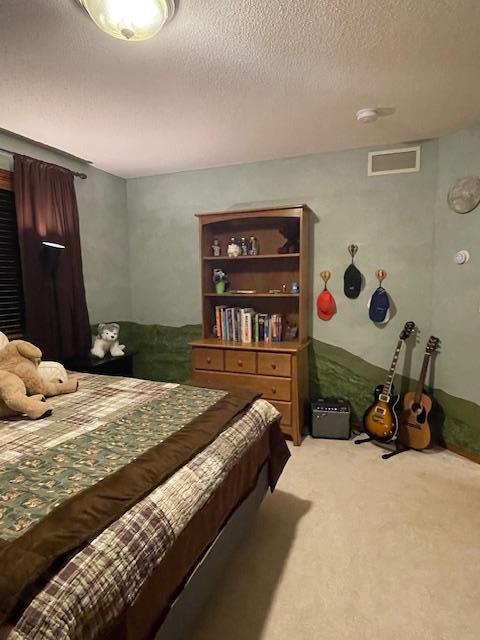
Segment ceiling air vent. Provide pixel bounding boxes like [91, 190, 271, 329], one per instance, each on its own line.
[368, 146, 421, 176]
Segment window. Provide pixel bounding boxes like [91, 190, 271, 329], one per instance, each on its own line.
[0, 169, 24, 339]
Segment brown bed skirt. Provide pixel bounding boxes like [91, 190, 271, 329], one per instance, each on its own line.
[100, 418, 288, 640]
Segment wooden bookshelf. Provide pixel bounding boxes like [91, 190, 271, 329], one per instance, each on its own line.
[190, 205, 312, 446]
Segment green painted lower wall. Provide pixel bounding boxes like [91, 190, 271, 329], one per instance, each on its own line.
[119, 322, 202, 383]
[116, 322, 480, 456]
[309, 339, 480, 455]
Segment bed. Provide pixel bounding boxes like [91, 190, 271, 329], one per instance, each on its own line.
[0, 373, 289, 640]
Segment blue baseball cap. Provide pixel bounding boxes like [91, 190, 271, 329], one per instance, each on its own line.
[368, 287, 390, 323]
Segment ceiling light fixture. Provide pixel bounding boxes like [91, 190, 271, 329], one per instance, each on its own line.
[76, 0, 176, 42]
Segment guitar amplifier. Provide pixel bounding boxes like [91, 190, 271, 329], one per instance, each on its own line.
[311, 397, 351, 440]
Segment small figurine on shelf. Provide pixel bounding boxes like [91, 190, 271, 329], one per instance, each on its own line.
[227, 237, 241, 257]
[240, 237, 249, 256]
[277, 219, 300, 254]
[211, 238, 221, 257]
[285, 325, 298, 340]
[249, 236, 259, 255]
[212, 268, 229, 294]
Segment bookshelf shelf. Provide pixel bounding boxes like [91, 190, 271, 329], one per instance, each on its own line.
[203, 293, 300, 298]
[190, 205, 311, 446]
[191, 338, 304, 353]
[203, 253, 300, 261]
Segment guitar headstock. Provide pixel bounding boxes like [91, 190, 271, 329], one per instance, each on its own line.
[426, 336, 440, 354]
[400, 321, 416, 340]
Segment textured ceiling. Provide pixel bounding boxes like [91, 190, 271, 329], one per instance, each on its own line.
[1, 0, 480, 177]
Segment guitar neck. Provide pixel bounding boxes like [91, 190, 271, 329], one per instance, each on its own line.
[382, 340, 403, 396]
[414, 353, 431, 403]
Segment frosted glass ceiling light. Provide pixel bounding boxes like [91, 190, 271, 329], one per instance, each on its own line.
[77, 0, 175, 41]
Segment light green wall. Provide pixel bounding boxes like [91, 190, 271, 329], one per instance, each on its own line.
[2, 125, 478, 429]
[126, 141, 439, 391]
[432, 124, 480, 403]
[0, 131, 131, 324]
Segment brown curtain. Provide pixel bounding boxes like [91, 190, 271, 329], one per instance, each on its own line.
[13, 154, 91, 361]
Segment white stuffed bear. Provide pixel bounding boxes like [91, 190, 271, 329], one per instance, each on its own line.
[91, 323, 125, 358]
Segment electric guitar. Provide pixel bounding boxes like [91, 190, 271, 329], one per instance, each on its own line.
[363, 321, 416, 442]
[397, 336, 440, 450]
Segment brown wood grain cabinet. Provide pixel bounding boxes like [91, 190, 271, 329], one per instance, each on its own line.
[190, 205, 311, 446]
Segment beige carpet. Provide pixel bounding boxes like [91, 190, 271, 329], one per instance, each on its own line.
[191, 437, 480, 640]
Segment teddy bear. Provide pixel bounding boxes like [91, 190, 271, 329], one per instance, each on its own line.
[0, 371, 52, 420]
[0, 340, 78, 420]
[91, 323, 125, 358]
[0, 331, 68, 383]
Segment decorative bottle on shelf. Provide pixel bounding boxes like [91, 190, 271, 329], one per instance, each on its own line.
[249, 236, 259, 255]
[212, 238, 221, 257]
[227, 237, 241, 257]
[240, 237, 249, 256]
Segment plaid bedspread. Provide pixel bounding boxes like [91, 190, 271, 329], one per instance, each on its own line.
[2, 373, 280, 640]
[0, 376, 226, 540]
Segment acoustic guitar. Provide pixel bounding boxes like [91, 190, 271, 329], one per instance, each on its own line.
[397, 336, 440, 450]
[363, 321, 416, 442]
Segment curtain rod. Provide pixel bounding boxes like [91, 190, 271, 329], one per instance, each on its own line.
[0, 148, 87, 180]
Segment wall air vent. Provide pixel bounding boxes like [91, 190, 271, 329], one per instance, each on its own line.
[368, 146, 421, 176]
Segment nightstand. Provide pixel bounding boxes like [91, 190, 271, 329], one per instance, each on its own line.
[65, 351, 136, 377]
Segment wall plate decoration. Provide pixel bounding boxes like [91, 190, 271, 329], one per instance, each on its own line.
[447, 176, 480, 214]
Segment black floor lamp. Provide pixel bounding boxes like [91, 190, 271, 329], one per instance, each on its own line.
[42, 240, 65, 359]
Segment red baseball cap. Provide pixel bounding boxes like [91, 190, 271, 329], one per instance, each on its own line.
[317, 290, 337, 321]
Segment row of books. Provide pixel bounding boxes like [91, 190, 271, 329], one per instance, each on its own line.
[215, 306, 285, 343]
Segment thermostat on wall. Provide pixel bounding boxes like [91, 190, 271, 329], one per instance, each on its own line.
[454, 250, 470, 265]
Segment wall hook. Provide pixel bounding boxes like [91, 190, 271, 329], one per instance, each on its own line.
[320, 270, 331, 290]
[375, 269, 387, 285]
[348, 244, 358, 261]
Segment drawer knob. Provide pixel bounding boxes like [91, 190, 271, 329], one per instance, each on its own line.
[238, 360, 243, 367]
[272, 387, 277, 394]
[271, 363, 277, 370]
[206, 357, 211, 364]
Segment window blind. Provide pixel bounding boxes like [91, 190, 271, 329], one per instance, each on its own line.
[0, 187, 24, 339]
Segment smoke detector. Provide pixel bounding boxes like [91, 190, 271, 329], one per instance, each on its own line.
[356, 107, 396, 124]
[356, 108, 379, 123]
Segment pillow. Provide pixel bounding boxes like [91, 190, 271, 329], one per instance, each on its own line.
[38, 361, 68, 383]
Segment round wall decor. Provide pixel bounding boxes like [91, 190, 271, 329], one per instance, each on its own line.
[447, 176, 480, 214]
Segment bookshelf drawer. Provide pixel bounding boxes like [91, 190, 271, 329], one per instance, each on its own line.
[225, 350, 256, 374]
[256, 376, 291, 401]
[192, 347, 224, 371]
[188, 371, 291, 402]
[257, 353, 291, 377]
[268, 400, 292, 426]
